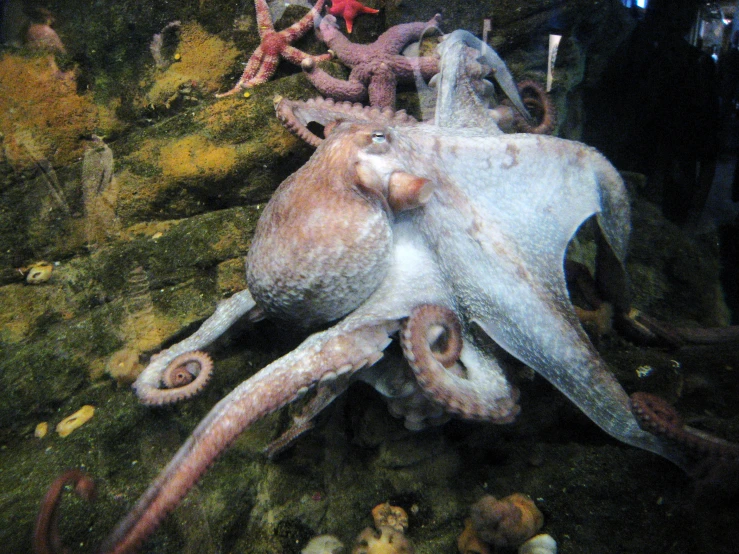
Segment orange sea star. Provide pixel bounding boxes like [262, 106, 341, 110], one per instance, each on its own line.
[328, 0, 379, 33]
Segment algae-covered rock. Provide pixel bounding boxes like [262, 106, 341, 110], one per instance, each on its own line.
[0, 70, 312, 270]
[141, 21, 241, 108]
[0, 53, 101, 172]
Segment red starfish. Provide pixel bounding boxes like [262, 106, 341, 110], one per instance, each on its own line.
[328, 0, 379, 33]
[217, 0, 331, 97]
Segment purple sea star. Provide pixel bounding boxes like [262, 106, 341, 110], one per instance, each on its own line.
[301, 13, 441, 109]
[217, 0, 332, 98]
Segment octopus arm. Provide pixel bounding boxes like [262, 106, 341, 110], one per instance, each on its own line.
[99, 320, 397, 553]
[437, 31, 532, 123]
[434, 32, 517, 133]
[133, 289, 262, 404]
[414, 133, 686, 467]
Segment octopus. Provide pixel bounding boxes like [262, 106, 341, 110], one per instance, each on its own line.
[45, 30, 689, 553]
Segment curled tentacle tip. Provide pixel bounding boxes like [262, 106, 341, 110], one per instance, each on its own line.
[405, 304, 462, 368]
[163, 351, 213, 389]
[135, 351, 214, 405]
[34, 470, 96, 554]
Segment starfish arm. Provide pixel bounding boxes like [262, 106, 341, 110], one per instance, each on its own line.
[238, 47, 268, 83]
[390, 55, 440, 82]
[282, 44, 331, 65]
[254, 0, 276, 37]
[247, 53, 281, 85]
[282, 0, 326, 41]
[302, 64, 368, 102]
[318, 15, 367, 67]
[328, 0, 380, 33]
[216, 47, 269, 97]
[366, 65, 397, 109]
[371, 15, 441, 55]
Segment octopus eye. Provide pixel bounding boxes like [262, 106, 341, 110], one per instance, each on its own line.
[371, 131, 386, 143]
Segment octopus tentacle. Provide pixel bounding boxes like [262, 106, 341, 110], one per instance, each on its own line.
[264, 380, 349, 458]
[34, 470, 96, 554]
[99, 321, 398, 554]
[439, 30, 531, 122]
[630, 392, 739, 461]
[140, 351, 215, 405]
[359, 359, 451, 431]
[134, 289, 263, 405]
[274, 95, 418, 146]
[401, 304, 519, 423]
[626, 309, 739, 348]
[512, 80, 556, 135]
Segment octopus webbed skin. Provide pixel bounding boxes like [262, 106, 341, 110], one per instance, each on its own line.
[344, 121, 679, 462]
[84, 30, 687, 553]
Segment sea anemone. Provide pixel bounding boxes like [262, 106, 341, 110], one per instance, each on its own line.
[353, 503, 414, 554]
[469, 493, 544, 548]
[371, 502, 409, 533]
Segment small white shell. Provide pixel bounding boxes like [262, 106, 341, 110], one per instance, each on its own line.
[518, 533, 557, 554]
[301, 534, 345, 554]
